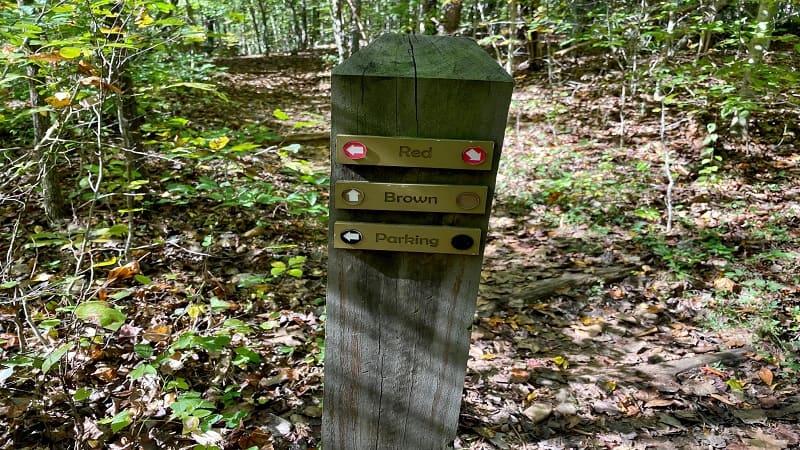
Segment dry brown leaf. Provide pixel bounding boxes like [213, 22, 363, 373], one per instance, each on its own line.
[743, 429, 789, 449]
[237, 429, 273, 449]
[108, 260, 140, 282]
[0, 333, 19, 349]
[709, 393, 737, 406]
[510, 368, 530, 383]
[78, 76, 123, 95]
[143, 324, 171, 342]
[608, 286, 625, 299]
[644, 398, 674, 408]
[92, 366, 116, 382]
[713, 277, 736, 292]
[758, 367, 774, 386]
[701, 366, 728, 378]
[29, 50, 65, 63]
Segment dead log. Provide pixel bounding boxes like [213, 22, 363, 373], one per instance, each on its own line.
[522, 266, 632, 301]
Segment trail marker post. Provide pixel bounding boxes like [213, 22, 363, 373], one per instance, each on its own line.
[324, 33, 513, 449]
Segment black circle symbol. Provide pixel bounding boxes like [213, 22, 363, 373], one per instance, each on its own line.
[340, 229, 363, 244]
[451, 234, 475, 250]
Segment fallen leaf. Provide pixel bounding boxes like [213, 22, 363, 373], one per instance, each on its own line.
[143, 324, 171, 342]
[701, 366, 728, 378]
[552, 356, 569, 370]
[608, 286, 625, 299]
[713, 277, 736, 292]
[78, 76, 123, 95]
[644, 398, 674, 408]
[510, 368, 530, 383]
[522, 403, 552, 423]
[92, 366, 116, 382]
[758, 367, 774, 386]
[108, 260, 140, 282]
[45, 92, 71, 108]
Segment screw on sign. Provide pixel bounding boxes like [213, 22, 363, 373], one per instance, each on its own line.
[343, 141, 367, 159]
[462, 146, 486, 165]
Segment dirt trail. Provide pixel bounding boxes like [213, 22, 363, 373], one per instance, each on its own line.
[216, 52, 800, 449]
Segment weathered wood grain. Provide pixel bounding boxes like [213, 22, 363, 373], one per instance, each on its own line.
[323, 34, 513, 449]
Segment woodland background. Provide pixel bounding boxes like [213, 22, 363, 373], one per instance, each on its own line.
[1, 0, 799, 449]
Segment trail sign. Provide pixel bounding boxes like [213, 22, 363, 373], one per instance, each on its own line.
[324, 33, 513, 450]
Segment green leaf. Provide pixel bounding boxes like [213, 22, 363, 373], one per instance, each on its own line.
[288, 255, 306, 267]
[59, 47, 82, 59]
[42, 342, 74, 374]
[74, 301, 127, 331]
[165, 377, 189, 391]
[287, 268, 303, 278]
[73, 387, 92, 401]
[129, 363, 157, 380]
[134, 344, 153, 359]
[273, 109, 290, 120]
[134, 274, 152, 285]
[233, 346, 260, 364]
[110, 409, 132, 432]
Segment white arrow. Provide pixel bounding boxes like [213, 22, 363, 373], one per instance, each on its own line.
[346, 189, 362, 202]
[465, 148, 483, 162]
[346, 144, 365, 157]
[342, 231, 362, 243]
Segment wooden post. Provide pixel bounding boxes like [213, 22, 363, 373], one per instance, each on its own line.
[324, 33, 513, 450]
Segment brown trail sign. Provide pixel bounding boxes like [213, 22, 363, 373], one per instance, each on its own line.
[324, 33, 513, 449]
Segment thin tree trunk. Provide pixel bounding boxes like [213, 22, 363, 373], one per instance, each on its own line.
[300, 0, 309, 49]
[347, 0, 362, 52]
[747, 0, 778, 64]
[441, 0, 462, 34]
[696, 0, 729, 59]
[421, 0, 438, 34]
[19, 0, 67, 223]
[247, 1, 264, 54]
[104, 1, 141, 256]
[331, 0, 347, 60]
[256, 0, 272, 53]
[507, 0, 517, 73]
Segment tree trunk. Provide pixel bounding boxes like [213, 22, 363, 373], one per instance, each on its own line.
[19, 0, 67, 224]
[421, 0, 438, 34]
[696, 0, 729, 59]
[507, 0, 517, 73]
[104, 1, 141, 256]
[441, 0, 462, 34]
[331, 0, 348, 60]
[747, 0, 778, 64]
[256, 0, 272, 53]
[247, 1, 264, 54]
[349, 0, 362, 53]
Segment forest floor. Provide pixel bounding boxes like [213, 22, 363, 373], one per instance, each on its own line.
[2, 49, 800, 449]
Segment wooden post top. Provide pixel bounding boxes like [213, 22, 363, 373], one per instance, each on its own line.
[333, 33, 514, 83]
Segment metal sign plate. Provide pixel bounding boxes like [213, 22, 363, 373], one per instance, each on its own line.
[335, 181, 488, 214]
[336, 134, 495, 170]
[333, 221, 482, 255]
